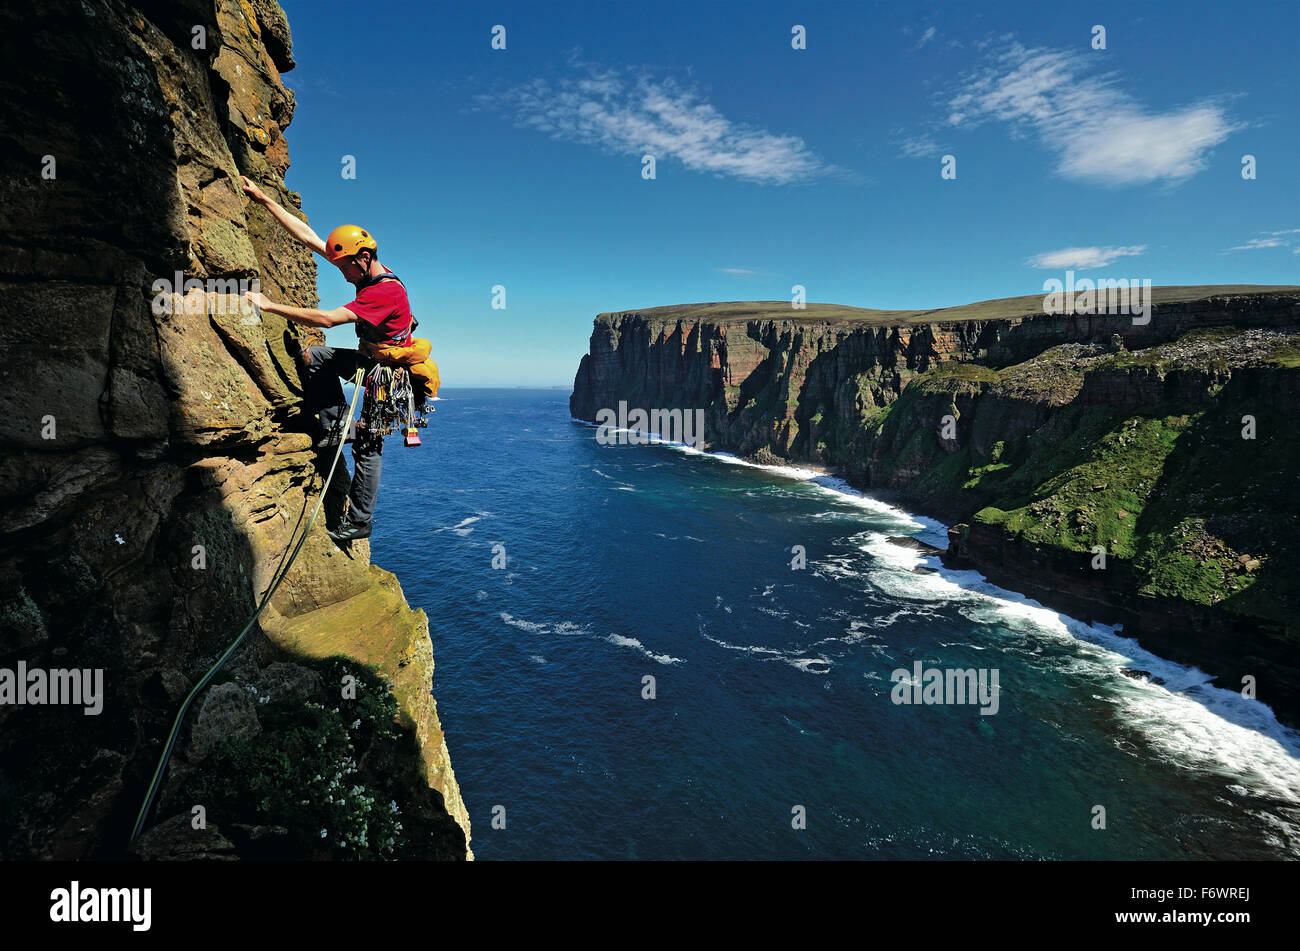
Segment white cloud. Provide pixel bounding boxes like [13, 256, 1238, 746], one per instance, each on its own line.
[717, 267, 760, 277]
[481, 68, 832, 185]
[1026, 245, 1147, 269]
[942, 43, 1240, 185]
[1230, 237, 1285, 250]
[913, 26, 937, 51]
[897, 133, 943, 158]
[1224, 229, 1300, 252]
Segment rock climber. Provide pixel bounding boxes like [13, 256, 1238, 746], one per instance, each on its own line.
[239, 176, 438, 543]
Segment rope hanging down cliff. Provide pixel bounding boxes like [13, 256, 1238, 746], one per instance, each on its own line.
[129, 367, 367, 845]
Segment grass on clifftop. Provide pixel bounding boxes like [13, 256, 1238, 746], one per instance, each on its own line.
[598, 285, 1300, 327]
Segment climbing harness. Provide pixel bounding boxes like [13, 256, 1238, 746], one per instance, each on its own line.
[129, 367, 367, 845]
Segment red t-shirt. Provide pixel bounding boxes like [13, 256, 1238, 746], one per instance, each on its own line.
[343, 270, 414, 344]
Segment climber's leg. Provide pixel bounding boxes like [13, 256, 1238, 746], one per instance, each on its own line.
[346, 425, 385, 525]
[303, 345, 364, 442]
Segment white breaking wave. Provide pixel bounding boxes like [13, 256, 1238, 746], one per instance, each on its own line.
[498, 612, 549, 634]
[499, 613, 682, 664]
[592, 467, 634, 489]
[705, 451, 827, 481]
[436, 515, 484, 536]
[813, 619, 882, 648]
[701, 631, 832, 675]
[605, 634, 684, 665]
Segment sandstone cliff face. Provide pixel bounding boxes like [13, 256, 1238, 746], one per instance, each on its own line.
[571, 297, 1300, 471]
[0, 0, 469, 858]
[571, 295, 1300, 724]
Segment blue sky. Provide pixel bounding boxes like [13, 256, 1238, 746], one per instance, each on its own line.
[278, 0, 1299, 385]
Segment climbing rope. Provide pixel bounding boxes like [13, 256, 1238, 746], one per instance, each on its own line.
[129, 367, 367, 844]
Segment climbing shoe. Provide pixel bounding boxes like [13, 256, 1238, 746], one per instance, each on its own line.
[328, 517, 372, 542]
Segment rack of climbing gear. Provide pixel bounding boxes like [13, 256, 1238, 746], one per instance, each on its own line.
[360, 363, 430, 447]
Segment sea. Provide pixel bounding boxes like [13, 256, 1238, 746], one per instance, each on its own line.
[361, 387, 1300, 860]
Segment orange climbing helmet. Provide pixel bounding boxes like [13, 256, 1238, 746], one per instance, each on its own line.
[324, 224, 377, 263]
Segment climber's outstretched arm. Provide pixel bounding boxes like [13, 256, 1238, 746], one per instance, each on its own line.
[241, 175, 328, 257]
[244, 291, 357, 329]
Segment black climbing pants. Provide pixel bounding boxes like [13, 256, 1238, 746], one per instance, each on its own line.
[303, 345, 383, 525]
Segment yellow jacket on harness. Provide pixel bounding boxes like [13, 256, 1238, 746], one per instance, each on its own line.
[360, 336, 441, 400]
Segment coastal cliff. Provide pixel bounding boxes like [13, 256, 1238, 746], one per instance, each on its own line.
[571, 290, 1300, 724]
[0, 0, 469, 858]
